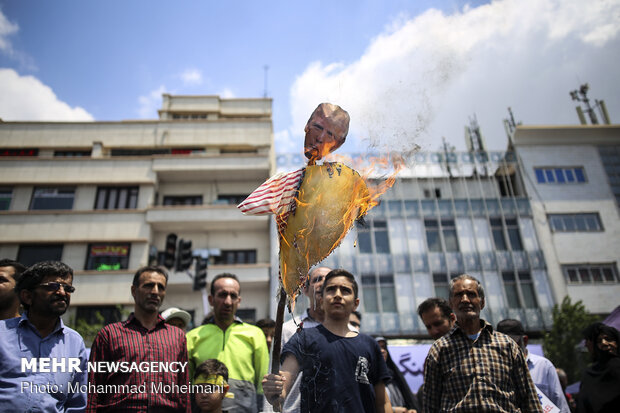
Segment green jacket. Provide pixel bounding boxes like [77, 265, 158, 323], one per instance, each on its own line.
[187, 317, 269, 412]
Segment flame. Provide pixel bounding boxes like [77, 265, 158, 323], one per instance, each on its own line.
[278, 153, 403, 307]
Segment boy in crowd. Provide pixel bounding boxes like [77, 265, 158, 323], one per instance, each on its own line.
[263, 269, 391, 413]
[194, 359, 231, 413]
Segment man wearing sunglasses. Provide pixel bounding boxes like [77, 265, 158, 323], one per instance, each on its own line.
[0, 260, 87, 412]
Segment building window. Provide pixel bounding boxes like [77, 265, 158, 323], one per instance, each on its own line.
[433, 272, 450, 300]
[563, 264, 618, 284]
[0, 148, 38, 157]
[95, 187, 139, 209]
[548, 213, 603, 232]
[423, 188, 441, 199]
[597, 146, 620, 207]
[0, 187, 12, 210]
[30, 187, 75, 210]
[502, 271, 538, 308]
[490, 217, 523, 251]
[236, 309, 256, 323]
[361, 275, 379, 312]
[17, 244, 63, 267]
[75, 305, 122, 326]
[356, 220, 391, 254]
[85, 243, 130, 271]
[379, 275, 397, 312]
[216, 195, 247, 205]
[54, 150, 91, 157]
[534, 167, 586, 184]
[214, 250, 257, 265]
[424, 219, 459, 252]
[162, 195, 202, 206]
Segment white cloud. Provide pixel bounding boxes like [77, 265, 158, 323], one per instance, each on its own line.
[274, 128, 297, 154]
[180, 68, 203, 86]
[137, 85, 168, 118]
[0, 8, 18, 54]
[218, 88, 236, 98]
[288, 0, 620, 153]
[0, 68, 93, 121]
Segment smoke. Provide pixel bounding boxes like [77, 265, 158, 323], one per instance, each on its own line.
[286, 0, 620, 153]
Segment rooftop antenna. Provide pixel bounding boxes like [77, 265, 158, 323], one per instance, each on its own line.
[465, 114, 488, 176]
[441, 137, 454, 178]
[570, 83, 599, 125]
[503, 107, 521, 144]
[263, 65, 269, 98]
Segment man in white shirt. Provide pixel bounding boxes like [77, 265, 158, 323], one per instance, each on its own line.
[497, 319, 570, 413]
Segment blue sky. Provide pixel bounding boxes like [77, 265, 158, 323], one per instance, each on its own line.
[1, 0, 619, 155]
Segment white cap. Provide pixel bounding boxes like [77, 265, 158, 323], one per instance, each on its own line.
[161, 307, 191, 326]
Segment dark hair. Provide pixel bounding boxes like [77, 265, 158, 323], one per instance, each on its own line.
[210, 273, 240, 296]
[376, 337, 419, 410]
[582, 322, 605, 343]
[321, 269, 358, 299]
[448, 274, 485, 300]
[15, 261, 73, 310]
[256, 318, 275, 329]
[195, 359, 229, 382]
[132, 266, 168, 287]
[0, 259, 27, 282]
[352, 310, 362, 321]
[417, 297, 454, 319]
[592, 324, 620, 361]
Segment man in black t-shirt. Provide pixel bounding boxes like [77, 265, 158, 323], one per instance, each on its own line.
[263, 269, 391, 413]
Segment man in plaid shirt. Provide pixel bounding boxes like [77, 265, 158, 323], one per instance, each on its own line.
[423, 274, 542, 413]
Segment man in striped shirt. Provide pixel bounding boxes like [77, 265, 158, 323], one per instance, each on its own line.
[423, 274, 542, 413]
[87, 266, 190, 412]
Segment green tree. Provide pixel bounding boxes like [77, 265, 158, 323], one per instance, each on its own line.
[543, 296, 599, 383]
[73, 311, 105, 348]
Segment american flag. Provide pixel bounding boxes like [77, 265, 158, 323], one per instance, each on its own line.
[237, 168, 305, 233]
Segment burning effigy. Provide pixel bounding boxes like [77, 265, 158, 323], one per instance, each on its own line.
[238, 103, 399, 410]
[239, 103, 366, 302]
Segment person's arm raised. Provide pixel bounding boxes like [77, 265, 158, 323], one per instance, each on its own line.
[262, 354, 299, 407]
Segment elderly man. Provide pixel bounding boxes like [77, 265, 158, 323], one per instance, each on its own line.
[282, 266, 330, 344]
[417, 297, 455, 340]
[87, 266, 189, 412]
[0, 261, 87, 412]
[497, 319, 571, 413]
[423, 274, 542, 413]
[0, 258, 26, 319]
[186, 273, 269, 413]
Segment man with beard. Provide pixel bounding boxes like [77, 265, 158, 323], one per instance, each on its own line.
[423, 274, 542, 413]
[0, 261, 87, 412]
[87, 266, 190, 412]
[0, 258, 26, 320]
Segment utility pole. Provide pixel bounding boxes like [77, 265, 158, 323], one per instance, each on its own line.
[263, 65, 269, 98]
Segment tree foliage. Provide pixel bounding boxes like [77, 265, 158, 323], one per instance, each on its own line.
[543, 296, 599, 383]
[73, 311, 105, 348]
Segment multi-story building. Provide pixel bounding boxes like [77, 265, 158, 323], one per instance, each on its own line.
[0, 94, 274, 327]
[513, 125, 620, 314]
[276, 149, 556, 337]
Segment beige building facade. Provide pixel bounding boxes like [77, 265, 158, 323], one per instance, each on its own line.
[0, 94, 275, 327]
[513, 125, 620, 314]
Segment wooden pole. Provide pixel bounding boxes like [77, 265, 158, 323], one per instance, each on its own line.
[269, 287, 287, 412]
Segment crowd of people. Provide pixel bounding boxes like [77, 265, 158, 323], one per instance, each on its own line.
[0, 258, 619, 412]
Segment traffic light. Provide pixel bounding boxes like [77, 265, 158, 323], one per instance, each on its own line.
[193, 256, 207, 291]
[177, 239, 193, 271]
[163, 234, 178, 270]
